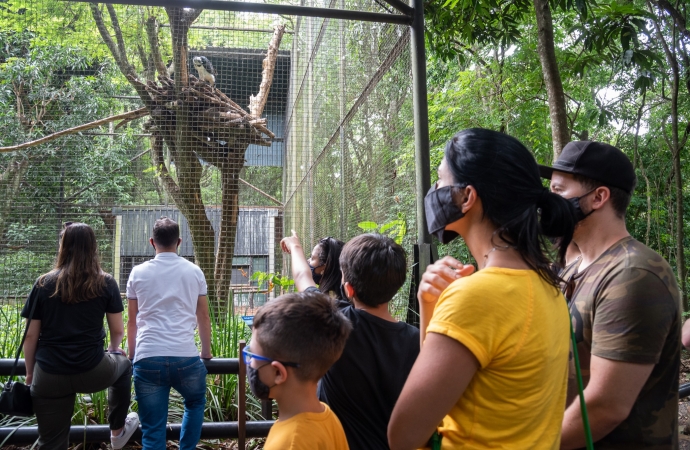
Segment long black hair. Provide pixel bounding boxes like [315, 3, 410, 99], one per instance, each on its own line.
[444, 128, 576, 286]
[316, 236, 345, 298]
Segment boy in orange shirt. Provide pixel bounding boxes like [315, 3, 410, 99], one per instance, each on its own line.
[244, 290, 352, 449]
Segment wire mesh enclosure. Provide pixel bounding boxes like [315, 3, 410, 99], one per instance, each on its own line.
[0, 0, 424, 318]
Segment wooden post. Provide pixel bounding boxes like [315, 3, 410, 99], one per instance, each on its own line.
[113, 215, 122, 289]
[238, 340, 246, 450]
[262, 399, 272, 421]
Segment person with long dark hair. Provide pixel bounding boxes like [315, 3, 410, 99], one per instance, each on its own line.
[22, 223, 138, 450]
[388, 128, 576, 449]
[281, 231, 345, 299]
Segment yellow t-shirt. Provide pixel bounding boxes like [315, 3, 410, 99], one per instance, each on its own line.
[264, 402, 349, 450]
[426, 267, 570, 449]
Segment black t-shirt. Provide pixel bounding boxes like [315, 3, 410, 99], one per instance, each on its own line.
[314, 292, 420, 450]
[21, 274, 124, 375]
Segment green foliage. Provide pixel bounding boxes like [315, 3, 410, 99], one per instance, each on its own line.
[425, 0, 532, 63]
[357, 214, 408, 245]
[251, 271, 294, 292]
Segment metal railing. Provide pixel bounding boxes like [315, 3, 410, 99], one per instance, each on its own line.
[0, 342, 274, 448]
[680, 382, 690, 400]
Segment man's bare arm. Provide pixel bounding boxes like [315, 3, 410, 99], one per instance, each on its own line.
[560, 355, 654, 449]
[196, 295, 212, 359]
[126, 299, 138, 359]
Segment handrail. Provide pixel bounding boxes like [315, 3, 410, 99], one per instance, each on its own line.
[0, 358, 239, 376]
[680, 382, 690, 399]
[0, 421, 275, 445]
[0, 350, 273, 448]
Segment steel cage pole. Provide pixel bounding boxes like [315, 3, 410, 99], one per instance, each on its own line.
[410, 0, 431, 246]
[65, 0, 412, 25]
[408, 0, 434, 327]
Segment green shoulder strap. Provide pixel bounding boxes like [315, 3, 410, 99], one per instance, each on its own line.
[570, 319, 595, 449]
[430, 430, 442, 450]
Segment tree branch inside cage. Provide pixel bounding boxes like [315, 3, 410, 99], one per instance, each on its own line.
[1, 4, 286, 308]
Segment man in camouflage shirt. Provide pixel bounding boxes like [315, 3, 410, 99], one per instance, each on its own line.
[541, 141, 681, 449]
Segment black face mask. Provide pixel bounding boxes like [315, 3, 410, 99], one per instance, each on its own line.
[424, 183, 466, 244]
[567, 189, 597, 223]
[340, 284, 349, 302]
[247, 364, 274, 400]
[309, 264, 323, 284]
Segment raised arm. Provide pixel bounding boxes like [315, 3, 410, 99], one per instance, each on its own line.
[280, 230, 317, 292]
[196, 295, 212, 359]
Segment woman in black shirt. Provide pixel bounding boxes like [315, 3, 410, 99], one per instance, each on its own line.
[22, 223, 138, 450]
[281, 231, 345, 299]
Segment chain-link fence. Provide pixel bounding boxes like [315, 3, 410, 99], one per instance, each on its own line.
[0, 0, 420, 319]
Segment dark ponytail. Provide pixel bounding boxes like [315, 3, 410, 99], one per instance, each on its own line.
[537, 189, 577, 270]
[444, 128, 576, 287]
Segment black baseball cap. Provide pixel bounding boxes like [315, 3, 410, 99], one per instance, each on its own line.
[539, 141, 637, 194]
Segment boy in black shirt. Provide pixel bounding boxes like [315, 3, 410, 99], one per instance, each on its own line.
[283, 233, 419, 449]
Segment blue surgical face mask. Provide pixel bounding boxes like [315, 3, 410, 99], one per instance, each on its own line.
[309, 263, 324, 284]
[424, 183, 466, 244]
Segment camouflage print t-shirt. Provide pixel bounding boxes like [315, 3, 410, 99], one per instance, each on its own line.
[561, 236, 681, 449]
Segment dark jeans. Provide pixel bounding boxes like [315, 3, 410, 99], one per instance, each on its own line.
[31, 353, 132, 450]
[133, 356, 207, 450]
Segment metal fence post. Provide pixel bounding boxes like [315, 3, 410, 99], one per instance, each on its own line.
[238, 340, 246, 450]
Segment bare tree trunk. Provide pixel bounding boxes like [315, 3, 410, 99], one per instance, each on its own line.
[215, 155, 242, 309]
[532, 0, 570, 160]
[249, 25, 286, 118]
[0, 157, 28, 250]
[632, 91, 652, 246]
[90, 4, 281, 310]
[651, 5, 688, 309]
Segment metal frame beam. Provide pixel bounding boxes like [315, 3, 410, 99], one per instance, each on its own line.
[410, 0, 431, 245]
[381, 0, 414, 15]
[71, 0, 412, 24]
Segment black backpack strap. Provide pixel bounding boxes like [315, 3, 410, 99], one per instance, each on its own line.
[9, 296, 38, 381]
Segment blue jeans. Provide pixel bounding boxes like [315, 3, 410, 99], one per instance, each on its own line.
[133, 356, 207, 450]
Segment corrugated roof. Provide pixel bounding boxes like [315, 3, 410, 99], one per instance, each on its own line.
[113, 206, 280, 257]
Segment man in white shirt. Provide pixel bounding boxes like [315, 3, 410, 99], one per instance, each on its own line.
[126, 217, 212, 450]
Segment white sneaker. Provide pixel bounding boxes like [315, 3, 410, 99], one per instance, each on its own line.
[111, 412, 139, 449]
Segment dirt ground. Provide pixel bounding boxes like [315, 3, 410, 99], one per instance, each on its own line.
[0, 439, 262, 450]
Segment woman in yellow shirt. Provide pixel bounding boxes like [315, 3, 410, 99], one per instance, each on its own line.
[388, 128, 576, 449]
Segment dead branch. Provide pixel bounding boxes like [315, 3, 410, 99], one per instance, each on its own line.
[146, 16, 168, 78]
[249, 25, 286, 118]
[115, 107, 151, 129]
[216, 90, 248, 115]
[150, 133, 180, 196]
[253, 123, 275, 139]
[90, 4, 135, 77]
[106, 4, 128, 62]
[239, 178, 283, 206]
[0, 108, 148, 153]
